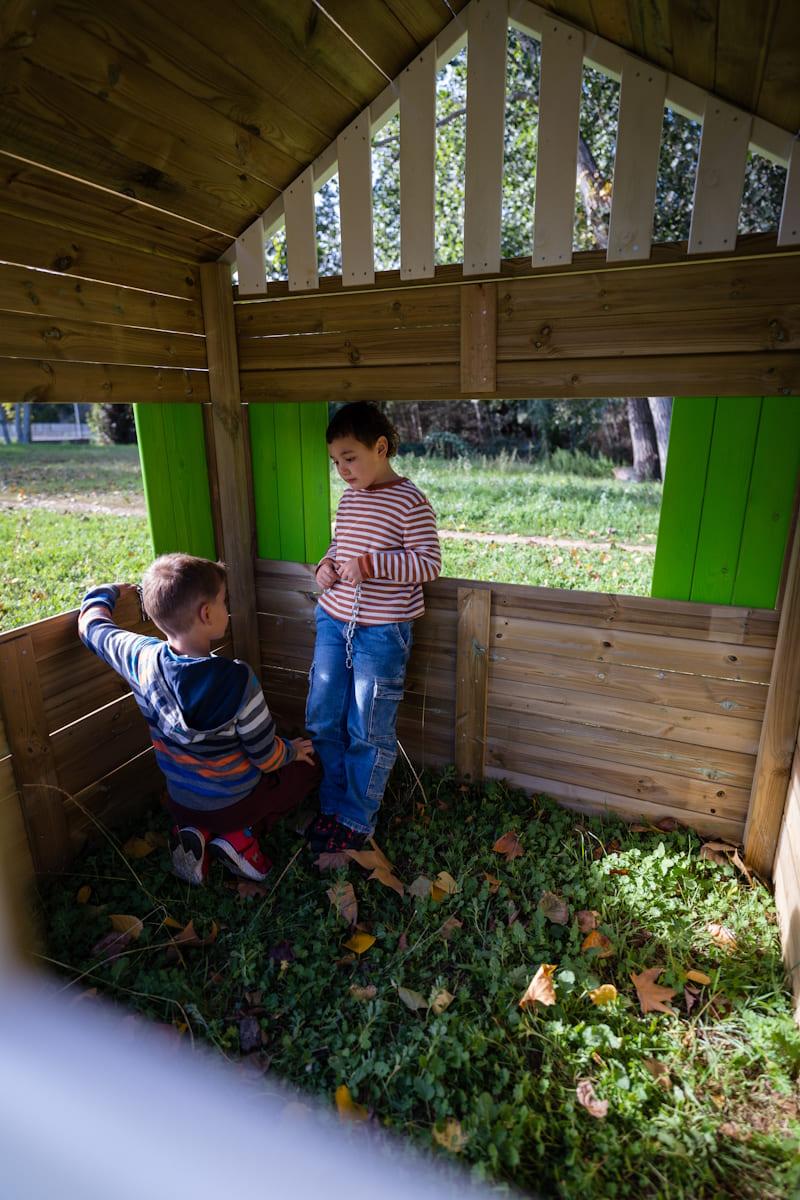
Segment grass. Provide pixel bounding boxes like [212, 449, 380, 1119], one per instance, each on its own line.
[0, 442, 144, 500]
[37, 769, 800, 1199]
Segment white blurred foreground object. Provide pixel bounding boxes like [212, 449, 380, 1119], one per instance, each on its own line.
[0, 977, 491, 1200]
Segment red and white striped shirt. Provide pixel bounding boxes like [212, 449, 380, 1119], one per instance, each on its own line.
[318, 477, 441, 625]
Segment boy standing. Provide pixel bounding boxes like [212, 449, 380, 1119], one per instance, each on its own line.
[78, 554, 317, 885]
[306, 402, 441, 857]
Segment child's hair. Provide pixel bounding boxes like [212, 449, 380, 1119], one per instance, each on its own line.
[141, 553, 226, 634]
[326, 402, 399, 457]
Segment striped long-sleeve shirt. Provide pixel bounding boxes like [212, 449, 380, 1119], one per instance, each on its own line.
[318, 477, 441, 625]
[78, 585, 294, 815]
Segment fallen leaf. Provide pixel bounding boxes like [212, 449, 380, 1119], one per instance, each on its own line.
[327, 881, 358, 927]
[438, 916, 463, 941]
[109, 914, 143, 941]
[398, 933, 408, 951]
[685, 969, 712, 985]
[433, 871, 459, 895]
[123, 835, 158, 859]
[368, 865, 404, 897]
[343, 932, 375, 954]
[707, 922, 738, 952]
[731, 848, 752, 885]
[239, 1015, 261, 1054]
[710, 1092, 725, 1110]
[335, 1084, 368, 1122]
[315, 851, 350, 870]
[630, 823, 652, 832]
[409, 875, 433, 899]
[630, 966, 676, 1014]
[172, 919, 218, 947]
[576, 909, 599, 932]
[519, 963, 557, 1009]
[483, 873, 501, 894]
[163, 916, 182, 930]
[430, 988, 455, 1015]
[231, 879, 269, 899]
[581, 930, 614, 958]
[493, 831, 523, 860]
[589, 984, 618, 1006]
[539, 891, 569, 925]
[76, 885, 91, 905]
[349, 984, 377, 1001]
[643, 1058, 671, 1089]
[348, 841, 396, 874]
[684, 984, 700, 1015]
[432, 1118, 467, 1152]
[91, 929, 134, 962]
[700, 842, 730, 867]
[656, 817, 681, 832]
[397, 986, 428, 1011]
[506, 901, 520, 927]
[576, 1079, 608, 1119]
[608, 867, 629, 876]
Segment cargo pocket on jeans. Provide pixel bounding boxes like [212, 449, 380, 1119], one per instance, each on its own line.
[368, 678, 404, 749]
[366, 747, 397, 802]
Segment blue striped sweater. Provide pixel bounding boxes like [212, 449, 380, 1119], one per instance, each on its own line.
[78, 585, 295, 814]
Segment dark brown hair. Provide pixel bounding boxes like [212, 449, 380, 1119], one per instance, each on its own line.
[141, 553, 226, 634]
[326, 402, 399, 457]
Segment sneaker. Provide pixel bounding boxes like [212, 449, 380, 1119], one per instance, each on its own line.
[314, 818, 367, 857]
[209, 827, 272, 881]
[306, 813, 340, 855]
[169, 825, 211, 886]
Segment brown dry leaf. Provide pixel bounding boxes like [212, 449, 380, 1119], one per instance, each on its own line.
[630, 966, 677, 1014]
[630, 823, 652, 832]
[349, 984, 377, 1001]
[581, 930, 614, 959]
[163, 916, 182, 930]
[684, 984, 700, 1016]
[576, 909, 599, 932]
[398, 986, 428, 1011]
[335, 1085, 369, 1123]
[346, 847, 393, 874]
[576, 1079, 608, 1119]
[343, 932, 375, 954]
[172, 919, 218, 947]
[483, 873, 501, 894]
[430, 989, 455, 1015]
[409, 875, 433, 899]
[368, 865, 405, 897]
[506, 901, 520, 927]
[315, 851, 350, 870]
[493, 831, 523, 860]
[519, 963, 557, 1009]
[700, 841, 733, 867]
[229, 879, 269, 899]
[123, 834, 158, 859]
[731, 848, 753, 885]
[438, 916, 463, 941]
[643, 1059, 671, 1090]
[433, 870, 459, 895]
[707, 922, 738, 952]
[539, 891, 569, 925]
[589, 984, 618, 1006]
[686, 969, 712, 985]
[656, 817, 681, 832]
[432, 1118, 467, 1152]
[91, 929, 135, 962]
[327, 881, 358, 927]
[76, 885, 91, 905]
[109, 914, 143, 941]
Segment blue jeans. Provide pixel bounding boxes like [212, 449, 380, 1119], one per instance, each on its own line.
[305, 607, 413, 835]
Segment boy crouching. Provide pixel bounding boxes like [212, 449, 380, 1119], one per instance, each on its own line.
[78, 553, 317, 885]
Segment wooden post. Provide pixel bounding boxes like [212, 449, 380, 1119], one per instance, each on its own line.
[455, 587, 492, 781]
[0, 634, 70, 873]
[744, 513, 800, 877]
[199, 263, 260, 672]
[460, 282, 497, 393]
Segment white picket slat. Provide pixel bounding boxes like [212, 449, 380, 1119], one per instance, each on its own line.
[688, 98, 752, 255]
[463, 0, 508, 275]
[778, 139, 800, 246]
[400, 46, 436, 280]
[234, 216, 267, 295]
[283, 166, 318, 292]
[607, 56, 667, 262]
[338, 111, 375, 286]
[532, 16, 584, 267]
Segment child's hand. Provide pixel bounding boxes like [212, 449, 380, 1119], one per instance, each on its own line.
[337, 557, 365, 585]
[291, 737, 315, 764]
[316, 560, 339, 589]
[114, 583, 139, 599]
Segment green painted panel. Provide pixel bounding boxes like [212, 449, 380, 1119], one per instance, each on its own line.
[273, 403, 306, 562]
[689, 397, 761, 605]
[732, 396, 800, 609]
[133, 403, 216, 559]
[651, 397, 716, 600]
[248, 403, 282, 560]
[300, 402, 332, 563]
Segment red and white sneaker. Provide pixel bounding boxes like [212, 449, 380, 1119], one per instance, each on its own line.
[209, 827, 272, 881]
[169, 825, 211, 886]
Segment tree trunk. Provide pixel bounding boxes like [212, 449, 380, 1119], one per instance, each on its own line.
[22, 404, 32, 443]
[648, 396, 672, 480]
[626, 398, 660, 481]
[0, 407, 10, 445]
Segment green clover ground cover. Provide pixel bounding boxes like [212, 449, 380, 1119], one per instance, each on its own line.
[38, 772, 800, 1199]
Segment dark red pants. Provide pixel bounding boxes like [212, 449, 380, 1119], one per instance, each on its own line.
[167, 759, 322, 837]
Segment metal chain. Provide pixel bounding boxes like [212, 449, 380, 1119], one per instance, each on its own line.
[344, 582, 362, 670]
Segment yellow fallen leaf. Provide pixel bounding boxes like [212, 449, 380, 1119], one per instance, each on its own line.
[335, 1084, 368, 1122]
[433, 871, 459, 895]
[123, 835, 157, 859]
[432, 1118, 468, 1152]
[398, 986, 428, 1011]
[589, 984, 618, 1006]
[430, 884, 447, 903]
[163, 916, 182, 930]
[707, 922, 738, 952]
[349, 984, 377, 1001]
[109, 914, 143, 941]
[343, 932, 375, 954]
[368, 865, 404, 897]
[581, 930, 614, 958]
[685, 969, 712, 985]
[76, 885, 91, 905]
[519, 963, 557, 1008]
[430, 988, 455, 1015]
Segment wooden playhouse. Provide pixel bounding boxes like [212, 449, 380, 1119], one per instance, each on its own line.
[0, 0, 799, 1010]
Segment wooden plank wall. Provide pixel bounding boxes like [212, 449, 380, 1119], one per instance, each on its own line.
[235, 244, 800, 402]
[774, 734, 800, 1020]
[256, 559, 778, 842]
